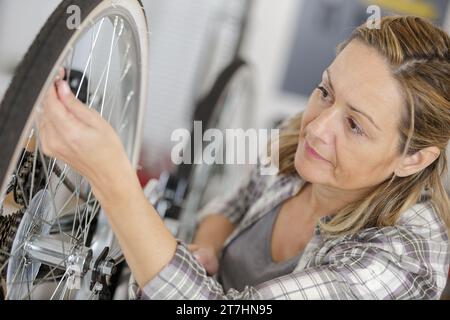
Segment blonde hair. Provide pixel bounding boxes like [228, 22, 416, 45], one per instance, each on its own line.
[277, 16, 450, 237]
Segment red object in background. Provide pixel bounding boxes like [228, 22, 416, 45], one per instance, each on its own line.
[136, 152, 176, 187]
[137, 167, 152, 187]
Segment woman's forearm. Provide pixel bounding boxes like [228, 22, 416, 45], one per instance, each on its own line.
[90, 164, 177, 288]
[192, 214, 235, 258]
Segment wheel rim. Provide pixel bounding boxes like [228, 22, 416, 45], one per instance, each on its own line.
[0, 2, 148, 300]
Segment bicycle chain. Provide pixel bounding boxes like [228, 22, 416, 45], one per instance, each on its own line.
[0, 208, 24, 272]
[13, 150, 46, 207]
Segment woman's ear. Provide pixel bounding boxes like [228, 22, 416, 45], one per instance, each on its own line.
[394, 146, 440, 177]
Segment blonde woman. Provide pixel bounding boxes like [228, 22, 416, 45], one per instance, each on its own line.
[40, 16, 450, 299]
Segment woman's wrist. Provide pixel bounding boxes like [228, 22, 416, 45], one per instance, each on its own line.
[89, 157, 142, 212]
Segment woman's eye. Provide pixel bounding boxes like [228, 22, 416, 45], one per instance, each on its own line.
[347, 117, 364, 136]
[317, 85, 332, 102]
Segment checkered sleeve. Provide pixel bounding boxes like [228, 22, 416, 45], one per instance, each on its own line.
[141, 223, 448, 300]
[257, 241, 447, 300]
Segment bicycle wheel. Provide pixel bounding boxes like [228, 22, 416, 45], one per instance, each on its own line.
[0, 0, 148, 300]
[176, 58, 255, 242]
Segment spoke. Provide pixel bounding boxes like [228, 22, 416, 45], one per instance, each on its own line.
[57, 198, 96, 219]
[5, 257, 26, 299]
[25, 265, 31, 300]
[53, 164, 69, 192]
[50, 269, 70, 300]
[28, 139, 39, 205]
[79, 196, 98, 246]
[73, 190, 94, 245]
[88, 21, 128, 112]
[52, 164, 88, 201]
[117, 90, 135, 129]
[20, 254, 71, 300]
[69, 186, 93, 245]
[106, 54, 132, 123]
[70, 173, 82, 246]
[59, 276, 70, 300]
[84, 200, 100, 245]
[69, 172, 85, 247]
[86, 22, 96, 107]
[84, 198, 96, 245]
[65, 46, 75, 86]
[100, 16, 121, 116]
[74, 18, 105, 99]
[118, 118, 130, 134]
[4, 274, 64, 286]
[72, 189, 99, 247]
[0, 241, 26, 275]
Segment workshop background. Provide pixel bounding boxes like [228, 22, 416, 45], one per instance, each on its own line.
[0, 0, 450, 299]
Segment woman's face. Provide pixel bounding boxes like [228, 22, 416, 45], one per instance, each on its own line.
[295, 40, 406, 191]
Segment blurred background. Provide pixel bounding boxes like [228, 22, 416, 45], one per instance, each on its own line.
[0, 0, 449, 298]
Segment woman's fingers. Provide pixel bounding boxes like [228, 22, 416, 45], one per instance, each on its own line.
[55, 80, 101, 127]
[56, 67, 65, 81]
[38, 118, 60, 159]
[186, 245, 219, 275]
[43, 82, 78, 131]
[187, 244, 200, 252]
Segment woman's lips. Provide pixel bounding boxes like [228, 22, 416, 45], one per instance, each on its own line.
[304, 140, 328, 162]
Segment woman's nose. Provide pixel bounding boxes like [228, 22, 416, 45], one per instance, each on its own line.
[307, 107, 339, 145]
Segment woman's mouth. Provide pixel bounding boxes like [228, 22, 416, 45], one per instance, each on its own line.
[304, 140, 329, 163]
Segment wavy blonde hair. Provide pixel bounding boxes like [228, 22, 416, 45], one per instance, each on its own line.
[277, 16, 450, 237]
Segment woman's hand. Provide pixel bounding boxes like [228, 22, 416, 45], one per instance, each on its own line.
[187, 244, 219, 276]
[39, 70, 135, 200]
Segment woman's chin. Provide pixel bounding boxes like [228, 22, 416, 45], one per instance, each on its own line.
[294, 151, 330, 184]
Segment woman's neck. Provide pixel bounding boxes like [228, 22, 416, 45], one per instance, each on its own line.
[299, 182, 370, 219]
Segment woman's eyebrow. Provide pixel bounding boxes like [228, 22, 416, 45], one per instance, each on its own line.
[325, 68, 382, 132]
[347, 104, 382, 132]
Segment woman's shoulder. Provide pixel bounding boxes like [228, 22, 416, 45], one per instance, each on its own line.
[320, 199, 448, 262]
[337, 199, 448, 244]
[395, 199, 449, 243]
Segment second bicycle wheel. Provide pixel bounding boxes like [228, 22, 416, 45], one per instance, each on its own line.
[176, 58, 255, 243]
[0, 0, 148, 299]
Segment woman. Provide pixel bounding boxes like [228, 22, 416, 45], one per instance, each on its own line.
[40, 16, 450, 299]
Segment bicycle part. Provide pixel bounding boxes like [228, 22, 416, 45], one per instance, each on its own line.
[0, 0, 148, 300]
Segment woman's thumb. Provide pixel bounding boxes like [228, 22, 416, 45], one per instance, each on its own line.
[56, 80, 97, 125]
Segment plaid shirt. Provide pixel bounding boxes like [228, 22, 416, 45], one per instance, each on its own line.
[142, 163, 449, 300]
